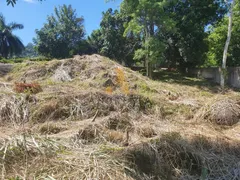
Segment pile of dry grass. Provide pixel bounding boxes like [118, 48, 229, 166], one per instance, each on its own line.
[14, 55, 110, 83]
[72, 123, 127, 145]
[0, 133, 131, 179]
[31, 147, 133, 180]
[0, 95, 29, 126]
[0, 135, 59, 179]
[124, 132, 240, 180]
[32, 92, 152, 123]
[195, 98, 240, 126]
[72, 124, 104, 144]
[39, 123, 67, 135]
[105, 113, 134, 132]
[136, 126, 156, 138]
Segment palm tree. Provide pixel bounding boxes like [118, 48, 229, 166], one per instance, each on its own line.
[0, 14, 24, 58]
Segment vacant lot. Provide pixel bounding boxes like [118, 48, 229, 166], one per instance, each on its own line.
[0, 55, 239, 180]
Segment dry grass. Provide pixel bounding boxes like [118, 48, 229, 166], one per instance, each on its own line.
[105, 86, 114, 94]
[31, 148, 134, 180]
[0, 95, 29, 126]
[32, 99, 69, 123]
[72, 124, 104, 144]
[0, 55, 240, 179]
[105, 130, 125, 143]
[124, 132, 240, 180]
[137, 126, 156, 138]
[0, 135, 59, 179]
[195, 98, 240, 126]
[105, 113, 133, 132]
[39, 123, 67, 135]
[31, 92, 153, 123]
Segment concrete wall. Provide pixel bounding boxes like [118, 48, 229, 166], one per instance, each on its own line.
[189, 67, 240, 88]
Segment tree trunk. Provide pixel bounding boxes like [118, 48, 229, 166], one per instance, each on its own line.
[148, 23, 154, 79]
[145, 26, 150, 78]
[220, 0, 235, 88]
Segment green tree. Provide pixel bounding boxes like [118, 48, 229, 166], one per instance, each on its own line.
[88, 8, 140, 66]
[121, 0, 176, 78]
[0, 14, 24, 58]
[162, 0, 227, 72]
[34, 5, 85, 59]
[206, 0, 240, 67]
[21, 42, 38, 57]
[220, 0, 235, 88]
[88, 29, 104, 54]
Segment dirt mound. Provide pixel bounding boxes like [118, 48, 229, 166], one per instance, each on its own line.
[8, 55, 147, 96]
[13, 55, 116, 82]
[195, 98, 240, 126]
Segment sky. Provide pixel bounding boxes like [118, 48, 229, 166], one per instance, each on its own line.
[0, 0, 122, 45]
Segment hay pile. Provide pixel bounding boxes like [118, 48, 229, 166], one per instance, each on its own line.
[0, 95, 29, 126]
[32, 92, 152, 123]
[195, 98, 240, 126]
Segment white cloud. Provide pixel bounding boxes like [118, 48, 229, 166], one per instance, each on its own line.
[23, 0, 36, 3]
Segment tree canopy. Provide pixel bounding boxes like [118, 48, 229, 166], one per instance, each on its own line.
[34, 5, 86, 59]
[0, 14, 24, 58]
[206, 0, 240, 67]
[89, 0, 228, 75]
[88, 8, 140, 66]
[5, 0, 239, 79]
[6, 0, 44, 6]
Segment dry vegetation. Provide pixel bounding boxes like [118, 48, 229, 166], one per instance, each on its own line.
[0, 54, 240, 179]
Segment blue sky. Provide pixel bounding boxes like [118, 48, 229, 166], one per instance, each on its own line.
[0, 0, 121, 45]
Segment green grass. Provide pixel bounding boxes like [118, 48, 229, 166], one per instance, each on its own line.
[0, 56, 50, 64]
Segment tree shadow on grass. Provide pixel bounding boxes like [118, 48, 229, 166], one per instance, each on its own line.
[152, 71, 225, 94]
[124, 132, 240, 180]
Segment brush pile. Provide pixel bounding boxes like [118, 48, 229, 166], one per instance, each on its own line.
[196, 98, 240, 126]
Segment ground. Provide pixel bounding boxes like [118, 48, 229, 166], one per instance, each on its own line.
[0, 55, 240, 180]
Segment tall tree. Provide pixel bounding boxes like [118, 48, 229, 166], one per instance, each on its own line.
[0, 14, 24, 58]
[121, 0, 176, 78]
[162, 0, 227, 72]
[220, 0, 236, 88]
[206, 0, 240, 67]
[34, 5, 85, 59]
